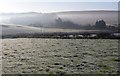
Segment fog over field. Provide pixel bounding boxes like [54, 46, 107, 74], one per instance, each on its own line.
[0, 10, 119, 39]
[1, 24, 84, 36]
[57, 11, 118, 25]
[0, 11, 118, 27]
[0, 11, 119, 37]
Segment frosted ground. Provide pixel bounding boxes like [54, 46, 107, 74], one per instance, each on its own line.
[2, 38, 119, 74]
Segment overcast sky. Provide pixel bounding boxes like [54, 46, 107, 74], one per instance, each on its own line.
[0, 0, 119, 13]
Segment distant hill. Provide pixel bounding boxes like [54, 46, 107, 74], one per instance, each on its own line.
[0, 11, 118, 29]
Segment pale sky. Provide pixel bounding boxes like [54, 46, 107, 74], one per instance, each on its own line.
[0, 0, 119, 13]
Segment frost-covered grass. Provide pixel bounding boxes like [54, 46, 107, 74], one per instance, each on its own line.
[2, 38, 119, 74]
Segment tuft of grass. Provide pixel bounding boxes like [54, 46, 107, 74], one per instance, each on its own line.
[98, 64, 112, 71]
[111, 58, 120, 62]
[47, 71, 54, 76]
[90, 71, 103, 74]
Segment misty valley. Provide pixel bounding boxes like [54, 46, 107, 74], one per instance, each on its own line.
[0, 10, 119, 75]
[0, 11, 119, 39]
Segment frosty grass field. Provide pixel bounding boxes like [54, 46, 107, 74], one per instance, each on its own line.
[1, 38, 119, 74]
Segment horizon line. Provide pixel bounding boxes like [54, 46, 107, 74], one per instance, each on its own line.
[0, 10, 118, 14]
